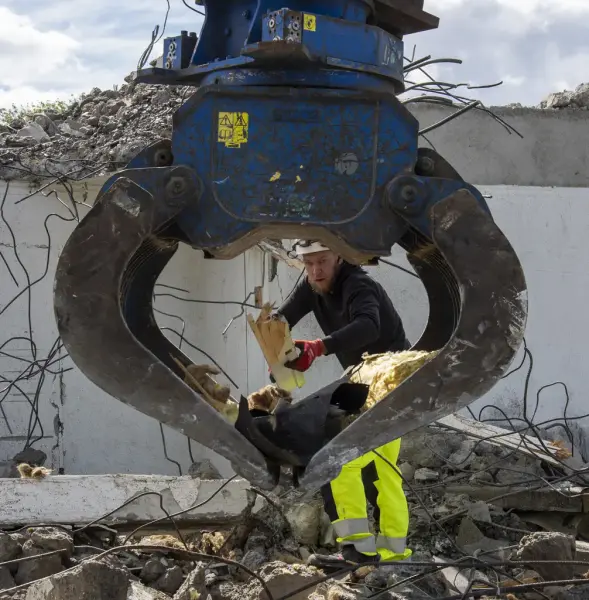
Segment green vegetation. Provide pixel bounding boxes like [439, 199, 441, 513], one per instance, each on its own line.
[0, 96, 78, 128]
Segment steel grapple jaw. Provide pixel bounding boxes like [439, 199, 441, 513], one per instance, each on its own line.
[54, 135, 527, 491]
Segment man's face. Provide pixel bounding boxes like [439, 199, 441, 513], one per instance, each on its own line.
[302, 250, 341, 294]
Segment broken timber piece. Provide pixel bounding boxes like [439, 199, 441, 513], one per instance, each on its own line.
[247, 303, 305, 392]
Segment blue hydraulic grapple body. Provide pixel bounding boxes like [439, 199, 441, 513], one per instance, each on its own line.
[53, 1, 528, 491]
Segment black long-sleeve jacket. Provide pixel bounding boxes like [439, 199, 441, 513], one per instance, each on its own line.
[277, 262, 410, 369]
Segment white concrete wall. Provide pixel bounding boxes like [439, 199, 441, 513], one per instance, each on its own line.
[406, 105, 589, 188]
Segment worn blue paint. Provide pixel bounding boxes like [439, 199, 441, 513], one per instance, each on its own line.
[107, 1, 487, 258]
[259, 9, 404, 84]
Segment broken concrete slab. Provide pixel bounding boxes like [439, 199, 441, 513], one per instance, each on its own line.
[215, 561, 322, 600]
[24, 559, 129, 600]
[518, 511, 583, 536]
[0, 567, 15, 592]
[0, 476, 263, 527]
[29, 528, 73, 557]
[15, 540, 65, 585]
[260, 562, 323, 600]
[140, 559, 167, 584]
[550, 585, 589, 600]
[466, 500, 492, 523]
[444, 484, 587, 512]
[172, 565, 207, 600]
[456, 517, 484, 548]
[437, 414, 576, 470]
[514, 532, 577, 581]
[16, 123, 49, 143]
[127, 581, 172, 600]
[399, 431, 462, 469]
[33, 115, 58, 137]
[446, 439, 477, 469]
[0, 532, 20, 562]
[575, 541, 589, 563]
[285, 499, 324, 546]
[151, 565, 184, 595]
[433, 557, 489, 596]
[414, 468, 439, 481]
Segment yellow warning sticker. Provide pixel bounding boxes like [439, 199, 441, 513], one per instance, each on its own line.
[303, 14, 316, 31]
[218, 112, 249, 148]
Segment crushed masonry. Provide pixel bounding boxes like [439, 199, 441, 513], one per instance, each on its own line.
[1, 414, 589, 600]
[539, 83, 589, 111]
[1, 74, 588, 182]
[1, 351, 588, 598]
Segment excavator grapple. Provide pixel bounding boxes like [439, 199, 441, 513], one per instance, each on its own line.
[53, 1, 527, 491]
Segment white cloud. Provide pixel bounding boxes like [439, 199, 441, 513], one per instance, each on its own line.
[0, 1, 587, 110]
[0, 1, 202, 109]
[412, 0, 589, 105]
[432, 0, 589, 14]
[0, 7, 79, 103]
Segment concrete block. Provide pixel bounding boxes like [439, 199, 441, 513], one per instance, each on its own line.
[445, 484, 586, 513]
[0, 475, 261, 527]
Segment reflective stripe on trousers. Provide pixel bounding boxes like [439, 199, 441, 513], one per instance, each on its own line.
[321, 438, 412, 561]
[376, 535, 408, 554]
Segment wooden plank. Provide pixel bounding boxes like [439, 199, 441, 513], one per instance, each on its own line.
[247, 304, 305, 392]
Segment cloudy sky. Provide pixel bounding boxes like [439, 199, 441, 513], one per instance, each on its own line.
[1, 0, 587, 110]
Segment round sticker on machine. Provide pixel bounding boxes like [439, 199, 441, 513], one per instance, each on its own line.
[335, 152, 359, 175]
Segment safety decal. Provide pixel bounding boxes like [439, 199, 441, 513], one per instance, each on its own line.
[303, 14, 316, 32]
[218, 112, 249, 148]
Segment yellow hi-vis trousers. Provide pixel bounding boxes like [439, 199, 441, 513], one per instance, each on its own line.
[320, 439, 411, 561]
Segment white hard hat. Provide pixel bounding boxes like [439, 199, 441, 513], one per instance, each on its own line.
[292, 239, 331, 256]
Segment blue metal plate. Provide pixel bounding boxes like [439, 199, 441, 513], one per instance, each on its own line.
[172, 86, 418, 248]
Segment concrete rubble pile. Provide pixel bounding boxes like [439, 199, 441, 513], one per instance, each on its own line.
[539, 83, 589, 110]
[0, 74, 187, 180]
[2, 424, 589, 600]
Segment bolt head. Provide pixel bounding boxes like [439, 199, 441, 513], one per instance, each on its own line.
[401, 185, 418, 203]
[416, 156, 435, 175]
[154, 149, 173, 167]
[166, 177, 186, 197]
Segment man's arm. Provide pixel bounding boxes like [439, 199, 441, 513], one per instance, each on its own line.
[276, 276, 313, 328]
[321, 283, 381, 356]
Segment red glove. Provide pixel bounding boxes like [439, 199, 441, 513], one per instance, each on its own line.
[285, 339, 326, 372]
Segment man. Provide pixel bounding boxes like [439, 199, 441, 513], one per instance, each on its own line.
[275, 239, 413, 566]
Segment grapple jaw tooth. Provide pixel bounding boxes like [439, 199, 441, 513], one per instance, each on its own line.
[54, 168, 277, 490]
[299, 189, 527, 491]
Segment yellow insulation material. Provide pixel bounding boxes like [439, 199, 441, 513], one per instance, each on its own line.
[350, 350, 437, 411]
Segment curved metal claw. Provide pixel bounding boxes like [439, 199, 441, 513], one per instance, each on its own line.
[54, 166, 276, 490]
[299, 189, 527, 490]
